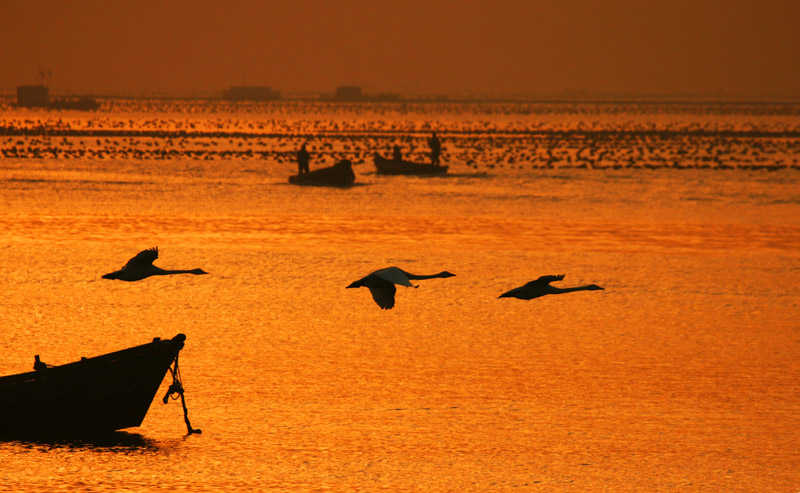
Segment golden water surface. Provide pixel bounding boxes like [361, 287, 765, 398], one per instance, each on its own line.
[1, 101, 799, 491]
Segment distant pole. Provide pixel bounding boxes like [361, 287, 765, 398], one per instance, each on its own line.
[37, 65, 52, 87]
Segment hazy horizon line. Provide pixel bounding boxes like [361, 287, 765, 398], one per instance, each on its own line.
[3, 87, 800, 105]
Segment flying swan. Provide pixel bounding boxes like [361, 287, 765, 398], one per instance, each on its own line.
[498, 274, 603, 300]
[102, 247, 207, 282]
[347, 266, 455, 309]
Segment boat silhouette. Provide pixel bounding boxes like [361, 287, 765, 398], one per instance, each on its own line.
[289, 159, 356, 187]
[0, 334, 193, 437]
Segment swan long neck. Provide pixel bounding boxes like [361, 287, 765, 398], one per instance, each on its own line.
[152, 267, 205, 276]
[406, 271, 452, 280]
[555, 285, 601, 294]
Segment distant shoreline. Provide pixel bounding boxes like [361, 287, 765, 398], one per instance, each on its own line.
[2, 93, 799, 106]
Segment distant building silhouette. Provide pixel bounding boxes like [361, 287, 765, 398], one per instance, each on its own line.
[332, 86, 401, 102]
[372, 93, 401, 102]
[16, 83, 99, 110]
[16, 85, 49, 107]
[223, 86, 281, 101]
[335, 86, 363, 101]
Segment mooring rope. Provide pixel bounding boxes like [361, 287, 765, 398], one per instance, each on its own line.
[163, 352, 202, 435]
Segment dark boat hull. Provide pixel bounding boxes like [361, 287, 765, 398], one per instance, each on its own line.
[289, 159, 356, 187]
[373, 153, 448, 175]
[0, 334, 185, 436]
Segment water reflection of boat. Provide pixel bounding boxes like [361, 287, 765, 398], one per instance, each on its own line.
[11, 431, 159, 451]
[373, 153, 448, 175]
[0, 334, 187, 437]
[289, 159, 356, 187]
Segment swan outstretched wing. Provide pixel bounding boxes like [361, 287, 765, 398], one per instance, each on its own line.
[125, 247, 158, 269]
[373, 267, 415, 288]
[531, 274, 565, 285]
[368, 284, 396, 309]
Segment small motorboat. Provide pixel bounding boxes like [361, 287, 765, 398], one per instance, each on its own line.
[289, 159, 356, 187]
[0, 334, 196, 437]
[373, 153, 448, 175]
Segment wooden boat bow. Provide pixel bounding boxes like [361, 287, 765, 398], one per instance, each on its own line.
[0, 333, 198, 438]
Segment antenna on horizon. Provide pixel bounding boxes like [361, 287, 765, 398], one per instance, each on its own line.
[37, 65, 52, 87]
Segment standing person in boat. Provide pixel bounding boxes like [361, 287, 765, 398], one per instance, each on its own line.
[428, 132, 442, 166]
[392, 144, 403, 162]
[296, 143, 311, 174]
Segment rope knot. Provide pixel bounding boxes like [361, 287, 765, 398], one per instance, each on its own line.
[162, 381, 184, 404]
[163, 352, 201, 435]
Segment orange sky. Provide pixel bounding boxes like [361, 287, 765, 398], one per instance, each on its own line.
[2, 0, 799, 99]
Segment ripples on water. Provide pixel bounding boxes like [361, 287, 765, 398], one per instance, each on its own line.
[1, 99, 799, 491]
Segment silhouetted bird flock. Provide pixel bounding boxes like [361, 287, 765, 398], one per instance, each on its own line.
[4, 108, 799, 171]
[104, 247, 604, 309]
